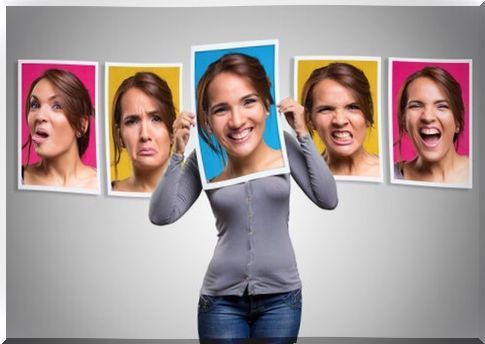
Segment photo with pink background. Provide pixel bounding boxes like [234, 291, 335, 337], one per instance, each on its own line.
[20, 62, 97, 168]
[391, 60, 470, 163]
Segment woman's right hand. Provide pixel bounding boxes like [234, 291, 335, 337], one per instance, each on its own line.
[173, 112, 196, 156]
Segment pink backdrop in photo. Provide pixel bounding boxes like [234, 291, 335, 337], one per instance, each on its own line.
[391, 60, 470, 163]
[21, 62, 97, 168]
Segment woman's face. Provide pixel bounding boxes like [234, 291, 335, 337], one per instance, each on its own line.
[119, 87, 172, 172]
[207, 72, 267, 160]
[404, 77, 457, 163]
[310, 78, 368, 159]
[27, 78, 79, 159]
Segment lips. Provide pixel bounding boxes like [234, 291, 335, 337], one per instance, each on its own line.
[138, 147, 157, 156]
[32, 127, 49, 145]
[227, 127, 253, 143]
[331, 130, 353, 145]
[419, 127, 441, 148]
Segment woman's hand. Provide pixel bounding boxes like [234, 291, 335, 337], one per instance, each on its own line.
[173, 112, 195, 155]
[277, 97, 309, 137]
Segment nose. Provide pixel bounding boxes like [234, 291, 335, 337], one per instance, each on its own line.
[332, 109, 349, 127]
[420, 105, 436, 123]
[30, 104, 48, 125]
[228, 107, 246, 128]
[139, 118, 151, 142]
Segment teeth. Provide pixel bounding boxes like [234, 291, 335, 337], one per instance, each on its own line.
[333, 131, 351, 139]
[420, 128, 440, 135]
[229, 128, 251, 140]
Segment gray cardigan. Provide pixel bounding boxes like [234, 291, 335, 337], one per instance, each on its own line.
[149, 131, 338, 296]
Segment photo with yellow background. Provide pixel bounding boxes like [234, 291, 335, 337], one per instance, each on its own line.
[295, 58, 380, 156]
[106, 64, 181, 183]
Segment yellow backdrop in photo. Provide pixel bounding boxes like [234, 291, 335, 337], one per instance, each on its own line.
[107, 65, 181, 182]
[296, 59, 380, 155]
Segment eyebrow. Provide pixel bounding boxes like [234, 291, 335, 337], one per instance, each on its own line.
[313, 104, 334, 111]
[147, 110, 161, 116]
[123, 109, 160, 117]
[30, 94, 61, 102]
[407, 99, 449, 104]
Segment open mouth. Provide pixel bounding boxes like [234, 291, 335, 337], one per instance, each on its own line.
[419, 127, 441, 148]
[32, 127, 49, 145]
[331, 130, 353, 145]
[227, 127, 253, 143]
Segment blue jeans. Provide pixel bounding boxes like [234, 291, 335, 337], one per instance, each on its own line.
[198, 288, 302, 343]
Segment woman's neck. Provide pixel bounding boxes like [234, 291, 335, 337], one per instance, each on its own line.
[129, 162, 167, 192]
[325, 148, 370, 175]
[39, 147, 84, 185]
[225, 142, 280, 179]
[412, 147, 460, 182]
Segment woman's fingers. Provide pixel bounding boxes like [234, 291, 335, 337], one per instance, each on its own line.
[277, 98, 308, 136]
[173, 112, 195, 155]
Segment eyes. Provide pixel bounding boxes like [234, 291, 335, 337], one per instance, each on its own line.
[210, 96, 260, 116]
[314, 103, 362, 114]
[406, 101, 450, 111]
[29, 98, 63, 111]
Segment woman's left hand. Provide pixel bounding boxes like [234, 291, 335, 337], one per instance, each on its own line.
[277, 97, 309, 137]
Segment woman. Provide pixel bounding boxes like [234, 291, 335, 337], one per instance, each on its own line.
[149, 53, 338, 342]
[301, 62, 380, 177]
[196, 55, 283, 182]
[23, 68, 97, 189]
[395, 66, 469, 184]
[111, 72, 176, 193]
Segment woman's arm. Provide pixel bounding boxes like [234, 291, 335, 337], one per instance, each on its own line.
[286, 132, 338, 209]
[277, 97, 337, 210]
[149, 111, 201, 225]
[149, 150, 202, 225]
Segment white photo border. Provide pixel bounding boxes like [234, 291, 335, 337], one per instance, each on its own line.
[17, 59, 101, 195]
[388, 57, 473, 189]
[191, 39, 290, 190]
[104, 62, 183, 198]
[293, 55, 383, 183]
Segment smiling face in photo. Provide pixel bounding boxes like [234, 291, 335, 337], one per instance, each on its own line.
[27, 78, 79, 159]
[207, 72, 268, 161]
[310, 78, 368, 159]
[404, 77, 458, 163]
[119, 87, 172, 172]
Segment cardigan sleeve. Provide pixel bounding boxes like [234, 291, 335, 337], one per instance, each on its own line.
[286, 131, 338, 210]
[149, 150, 203, 225]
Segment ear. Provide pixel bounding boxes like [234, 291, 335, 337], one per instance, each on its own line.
[81, 116, 89, 135]
[206, 117, 213, 134]
[115, 126, 125, 148]
[119, 130, 125, 148]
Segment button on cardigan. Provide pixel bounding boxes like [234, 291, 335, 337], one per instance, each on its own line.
[149, 131, 338, 296]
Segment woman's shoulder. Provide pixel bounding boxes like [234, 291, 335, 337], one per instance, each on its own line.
[360, 153, 380, 177]
[111, 177, 131, 191]
[393, 161, 406, 179]
[22, 163, 44, 184]
[79, 165, 98, 189]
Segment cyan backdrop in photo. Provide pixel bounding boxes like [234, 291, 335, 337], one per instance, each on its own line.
[193, 44, 280, 181]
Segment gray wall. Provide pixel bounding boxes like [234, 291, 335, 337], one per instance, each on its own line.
[480, 4, 485, 341]
[6, 6, 482, 339]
